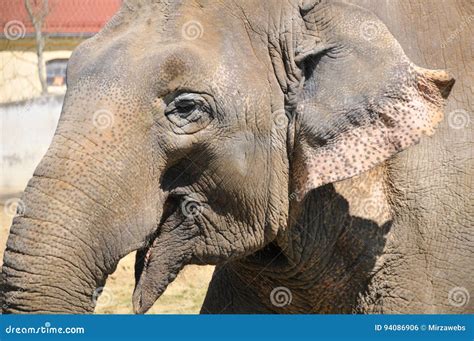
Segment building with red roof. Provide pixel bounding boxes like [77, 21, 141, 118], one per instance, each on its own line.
[0, 0, 122, 102]
[1, 0, 122, 38]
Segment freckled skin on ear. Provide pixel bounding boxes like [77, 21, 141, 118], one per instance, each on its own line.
[294, 65, 452, 199]
[288, 2, 454, 200]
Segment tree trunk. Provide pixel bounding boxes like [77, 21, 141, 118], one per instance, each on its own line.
[34, 23, 47, 95]
[25, 0, 48, 95]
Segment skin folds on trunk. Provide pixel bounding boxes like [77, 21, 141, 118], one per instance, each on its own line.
[1, 81, 163, 313]
[2, 178, 116, 313]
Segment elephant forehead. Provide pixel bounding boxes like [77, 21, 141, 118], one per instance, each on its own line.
[139, 45, 219, 94]
[112, 0, 265, 57]
[70, 0, 272, 101]
[94, 14, 231, 87]
[113, 0, 227, 44]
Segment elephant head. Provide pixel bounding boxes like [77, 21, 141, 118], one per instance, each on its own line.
[1, 0, 453, 314]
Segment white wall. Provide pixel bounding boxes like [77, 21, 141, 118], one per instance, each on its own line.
[0, 51, 71, 103]
[0, 95, 63, 196]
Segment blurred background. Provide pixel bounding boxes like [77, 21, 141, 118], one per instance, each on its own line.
[0, 0, 213, 314]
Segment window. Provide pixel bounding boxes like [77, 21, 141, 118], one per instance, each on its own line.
[46, 59, 68, 87]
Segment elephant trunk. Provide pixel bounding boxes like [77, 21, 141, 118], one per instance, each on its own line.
[2, 185, 110, 313]
[1, 100, 162, 313]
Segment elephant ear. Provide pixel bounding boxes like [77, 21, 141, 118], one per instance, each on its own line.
[289, 0, 454, 200]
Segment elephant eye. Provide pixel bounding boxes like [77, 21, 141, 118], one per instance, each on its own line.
[175, 99, 197, 116]
[164, 93, 214, 133]
[166, 94, 204, 118]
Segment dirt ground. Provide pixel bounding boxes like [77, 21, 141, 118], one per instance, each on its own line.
[0, 202, 214, 314]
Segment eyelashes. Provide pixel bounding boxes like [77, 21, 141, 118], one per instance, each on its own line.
[164, 93, 214, 132]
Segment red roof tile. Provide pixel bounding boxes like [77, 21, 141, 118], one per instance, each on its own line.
[1, 0, 122, 36]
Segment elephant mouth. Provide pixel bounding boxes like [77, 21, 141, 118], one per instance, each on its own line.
[132, 196, 200, 314]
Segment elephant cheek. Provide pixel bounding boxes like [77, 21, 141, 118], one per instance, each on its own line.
[132, 219, 199, 314]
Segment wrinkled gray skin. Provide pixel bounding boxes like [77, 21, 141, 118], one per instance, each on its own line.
[1, 0, 472, 314]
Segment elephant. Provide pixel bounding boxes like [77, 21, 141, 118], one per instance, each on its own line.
[1, 0, 472, 314]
